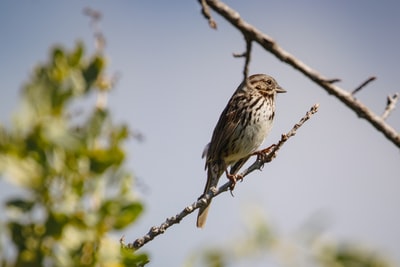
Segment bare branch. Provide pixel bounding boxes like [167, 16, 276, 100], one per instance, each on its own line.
[232, 52, 246, 57]
[83, 7, 105, 51]
[324, 78, 342, 84]
[199, 0, 217, 29]
[240, 104, 319, 177]
[122, 104, 319, 250]
[203, 0, 400, 148]
[351, 76, 376, 95]
[242, 38, 252, 81]
[232, 37, 252, 82]
[382, 93, 399, 120]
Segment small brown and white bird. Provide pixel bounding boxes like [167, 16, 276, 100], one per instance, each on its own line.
[197, 74, 286, 228]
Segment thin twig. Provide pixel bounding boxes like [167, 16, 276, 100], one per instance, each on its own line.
[351, 76, 376, 95]
[232, 52, 246, 58]
[232, 37, 252, 82]
[382, 93, 399, 120]
[122, 103, 319, 250]
[203, 0, 400, 148]
[239, 104, 319, 177]
[199, 0, 217, 29]
[324, 78, 341, 84]
[83, 7, 105, 51]
[242, 37, 252, 81]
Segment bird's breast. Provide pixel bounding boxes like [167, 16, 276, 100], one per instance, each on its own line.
[223, 99, 274, 164]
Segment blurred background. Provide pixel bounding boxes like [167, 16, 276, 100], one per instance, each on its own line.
[1, 1, 399, 266]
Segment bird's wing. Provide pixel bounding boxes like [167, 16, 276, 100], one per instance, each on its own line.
[206, 92, 247, 165]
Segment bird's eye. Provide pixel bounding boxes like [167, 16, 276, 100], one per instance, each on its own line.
[266, 79, 272, 84]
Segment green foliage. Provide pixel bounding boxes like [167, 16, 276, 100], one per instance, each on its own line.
[0, 43, 148, 266]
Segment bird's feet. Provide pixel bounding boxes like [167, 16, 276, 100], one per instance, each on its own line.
[252, 144, 276, 162]
[225, 171, 243, 195]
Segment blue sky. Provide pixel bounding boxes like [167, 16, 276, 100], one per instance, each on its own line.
[1, 1, 400, 266]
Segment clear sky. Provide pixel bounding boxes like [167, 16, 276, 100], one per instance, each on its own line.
[1, 1, 400, 266]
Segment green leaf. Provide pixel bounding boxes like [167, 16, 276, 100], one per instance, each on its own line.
[111, 124, 130, 146]
[83, 55, 105, 90]
[89, 147, 125, 173]
[51, 47, 65, 66]
[45, 212, 68, 238]
[114, 202, 143, 230]
[5, 199, 35, 212]
[100, 201, 143, 230]
[68, 42, 84, 67]
[8, 222, 26, 251]
[85, 108, 108, 139]
[121, 247, 150, 267]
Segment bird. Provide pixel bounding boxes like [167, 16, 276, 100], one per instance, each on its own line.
[197, 74, 286, 228]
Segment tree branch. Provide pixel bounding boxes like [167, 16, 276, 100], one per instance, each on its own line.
[233, 37, 252, 85]
[122, 104, 319, 250]
[242, 37, 252, 81]
[198, 0, 217, 29]
[351, 76, 376, 95]
[204, 0, 400, 148]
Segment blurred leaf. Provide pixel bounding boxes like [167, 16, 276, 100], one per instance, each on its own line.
[85, 108, 108, 140]
[121, 247, 150, 267]
[68, 69, 86, 95]
[52, 46, 65, 64]
[317, 243, 393, 267]
[189, 209, 396, 267]
[42, 117, 81, 150]
[114, 202, 143, 230]
[110, 124, 130, 146]
[83, 55, 105, 90]
[5, 198, 35, 213]
[100, 201, 143, 230]
[68, 41, 84, 67]
[45, 212, 68, 238]
[0, 155, 43, 189]
[89, 147, 124, 173]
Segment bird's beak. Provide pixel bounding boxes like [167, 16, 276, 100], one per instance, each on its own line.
[276, 86, 287, 93]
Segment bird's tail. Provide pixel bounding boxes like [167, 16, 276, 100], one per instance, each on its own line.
[196, 164, 221, 228]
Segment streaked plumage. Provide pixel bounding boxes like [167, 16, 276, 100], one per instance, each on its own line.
[197, 74, 286, 228]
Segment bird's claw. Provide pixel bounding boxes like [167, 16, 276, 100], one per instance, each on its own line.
[252, 144, 276, 162]
[225, 172, 244, 196]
